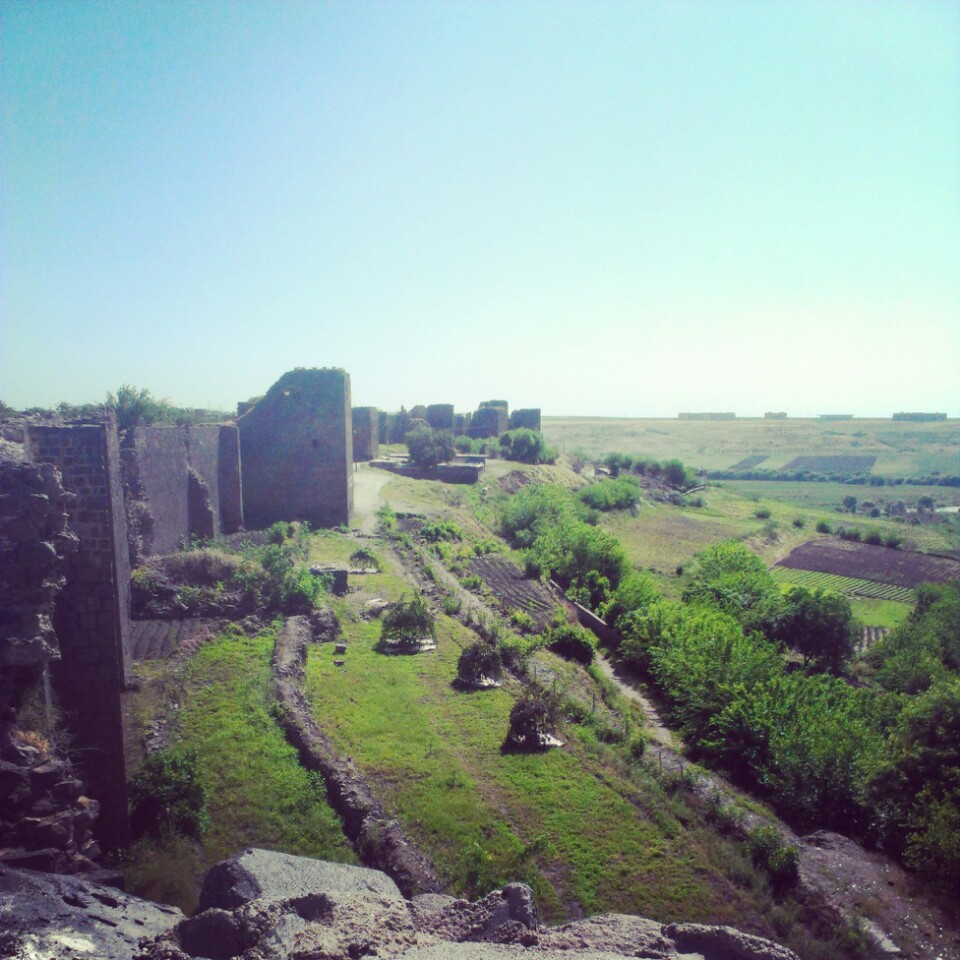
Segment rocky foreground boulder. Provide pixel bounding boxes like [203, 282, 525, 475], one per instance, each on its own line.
[0, 849, 799, 960]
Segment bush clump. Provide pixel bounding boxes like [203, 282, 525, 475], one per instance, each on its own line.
[748, 825, 800, 894]
[380, 595, 436, 651]
[505, 686, 562, 751]
[457, 641, 503, 688]
[129, 748, 208, 841]
[544, 620, 596, 665]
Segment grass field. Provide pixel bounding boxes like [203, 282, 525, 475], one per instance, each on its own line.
[299, 530, 823, 938]
[543, 416, 960, 478]
[125, 625, 355, 912]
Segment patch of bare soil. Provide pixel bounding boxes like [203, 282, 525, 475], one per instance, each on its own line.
[499, 470, 534, 494]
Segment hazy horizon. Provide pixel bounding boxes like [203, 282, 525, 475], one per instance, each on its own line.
[2, 1, 957, 418]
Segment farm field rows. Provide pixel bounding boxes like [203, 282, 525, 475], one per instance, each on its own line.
[469, 555, 560, 630]
[543, 416, 960, 478]
[776, 538, 960, 589]
[771, 566, 916, 603]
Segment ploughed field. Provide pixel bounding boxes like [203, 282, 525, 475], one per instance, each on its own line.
[775, 537, 960, 590]
[468, 555, 559, 630]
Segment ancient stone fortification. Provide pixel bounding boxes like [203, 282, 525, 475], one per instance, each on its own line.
[238, 368, 353, 528]
[351, 406, 379, 462]
[0, 369, 355, 867]
[508, 408, 541, 431]
[425, 403, 454, 431]
[468, 405, 508, 438]
[0, 418, 133, 855]
[122, 423, 242, 561]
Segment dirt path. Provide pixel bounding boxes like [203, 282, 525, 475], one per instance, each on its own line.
[351, 462, 398, 533]
[594, 653, 678, 750]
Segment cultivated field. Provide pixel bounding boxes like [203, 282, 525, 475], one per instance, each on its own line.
[776, 538, 960, 590]
[543, 416, 960, 478]
[771, 566, 916, 603]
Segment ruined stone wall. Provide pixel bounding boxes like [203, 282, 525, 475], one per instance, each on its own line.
[238, 369, 353, 529]
[425, 404, 454, 431]
[24, 421, 131, 851]
[217, 426, 243, 534]
[351, 407, 379, 462]
[468, 406, 508, 439]
[123, 424, 243, 560]
[509, 408, 541, 431]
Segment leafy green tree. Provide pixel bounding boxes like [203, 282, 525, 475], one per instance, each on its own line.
[601, 571, 660, 630]
[500, 428, 551, 464]
[543, 621, 596, 665]
[108, 384, 171, 431]
[682, 541, 781, 637]
[405, 423, 455, 471]
[776, 587, 857, 673]
[662, 459, 689, 488]
[713, 673, 881, 832]
[867, 677, 960, 891]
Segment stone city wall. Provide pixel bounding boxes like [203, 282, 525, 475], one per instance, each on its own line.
[352, 406, 379, 462]
[122, 424, 242, 559]
[24, 420, 132, 851]
[508, 408, 541, 431]
[238, 369, 353, 529]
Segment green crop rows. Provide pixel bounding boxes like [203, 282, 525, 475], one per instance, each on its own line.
[771, 566, 916, 604]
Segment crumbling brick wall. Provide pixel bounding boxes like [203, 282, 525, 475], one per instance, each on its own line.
[352, 407, 379, 462]
[238, 369, 353, 529]
[24, 419, 132, 851]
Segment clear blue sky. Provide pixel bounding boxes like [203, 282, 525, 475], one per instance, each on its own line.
[2, 0, 958, 417]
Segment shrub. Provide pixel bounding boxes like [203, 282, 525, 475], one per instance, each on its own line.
[544, 622, 597, 665]
[577, 476, 641, 512]
[509, 608, 536, 633]
[376, 503, 398, 535]
[755, 508, 771, 520]
[267, 521, 294, 545]
[815, 520, 831, 534]
[864, 531, 883, 546]
[380, 595, 435, 649]
[505, 687, 562, 750]
[499, 428, 553, 464]
[419, 519, 463, 542]
[792, 517, 805, 528]
[349, 547, 382, 571]
[748, 825, 799, 893]
[129, 748, 208, 841]
[457, 642, 503, 687]
[160, 549, 242, 586]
